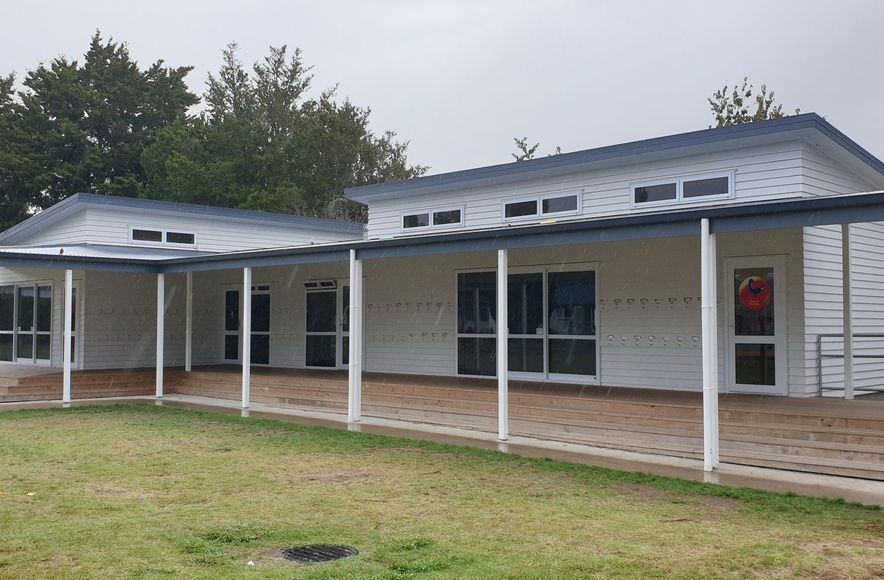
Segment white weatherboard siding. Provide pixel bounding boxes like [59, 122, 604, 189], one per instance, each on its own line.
[366, 141, 808, 239]
[849, 223, 884, 392]
[362, 230, 806, 393]
[802, 146, 880, 196]
[19, 208, 361, 251]
[805, 222, 884, 394]
[13, 229, 814, 395]
[81, 271, 188, 369]
[189, 262, 350, 368]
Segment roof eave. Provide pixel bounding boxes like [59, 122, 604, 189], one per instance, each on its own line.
[344, 113, 884, 203]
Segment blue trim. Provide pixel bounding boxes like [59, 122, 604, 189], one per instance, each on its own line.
[3, 191, 884, 273]
[345, 113, 884, 202]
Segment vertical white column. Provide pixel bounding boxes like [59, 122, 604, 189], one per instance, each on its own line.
[185, 271, 193, 373]
[842, 224, 854, 400]
[497, 249, 509, 441]
[354, 255, 364, 419]
[241, 267, 252, 409]
[155, 273, 165, 398]
[62, 269, 73, 404]
[700, 219, 718, 471]
[709, 231, 720, 467]
[348, 250, 364, 422]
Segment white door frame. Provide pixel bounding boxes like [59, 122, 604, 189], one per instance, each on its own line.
[11, 282, 52, 366]
[304, 280, 349, 369]
[724, 255, 788, 395]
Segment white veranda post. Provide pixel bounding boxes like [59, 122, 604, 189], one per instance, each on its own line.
[348, 249, 363, 423]
[497, 249, 509, 441]
[842, 224, 854, 400]
[62, 269, 73, 404]
[185, 271, 193, 373]
[155, 273, 165, 398]
[700, 219, 720, 471]
[242, 267, 252, 409]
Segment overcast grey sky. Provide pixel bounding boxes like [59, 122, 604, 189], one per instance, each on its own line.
[3, 1, 882, 174]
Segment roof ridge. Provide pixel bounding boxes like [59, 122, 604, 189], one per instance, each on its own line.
[345, 113, 884, 201]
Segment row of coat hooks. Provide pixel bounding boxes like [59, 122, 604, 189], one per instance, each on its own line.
[368, 332, 451, 342]
[367, 302, 452, 313]
[600, 296, 703, 309]
[606, 334, 701, 348]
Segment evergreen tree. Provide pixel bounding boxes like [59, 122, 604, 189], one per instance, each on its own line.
[143, 44, 426, 222]
[2, 32, 197, 225]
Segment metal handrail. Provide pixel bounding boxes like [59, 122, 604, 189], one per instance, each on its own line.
[816, 333, 884, 396]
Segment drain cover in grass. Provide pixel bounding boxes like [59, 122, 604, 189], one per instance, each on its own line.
[281, 544, 359, 563]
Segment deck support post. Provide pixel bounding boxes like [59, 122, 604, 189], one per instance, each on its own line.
[700, 219, 719, 471]
[842, 224, 854, 400]
[348, 249, 363, 423]
[62, 269, 73, 404]
[497, 248, 509, 441]
[709, 231, 720, 467]
[185, 271, 193, 373]
[242, 267, 252, 409]
[155, 273, 165, 398]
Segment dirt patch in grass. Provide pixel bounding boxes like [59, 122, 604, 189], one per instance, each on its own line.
[300, 470, 387, 485]
[91, 483, 158, 500]
[801, 540, 884, 579]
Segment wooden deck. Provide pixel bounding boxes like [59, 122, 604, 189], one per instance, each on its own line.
[3, 365, 884, 480]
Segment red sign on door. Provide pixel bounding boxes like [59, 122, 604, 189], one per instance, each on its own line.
[738, 275, 771, 311]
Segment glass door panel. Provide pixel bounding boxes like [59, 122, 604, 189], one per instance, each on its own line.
[508, 273, 543, 374]
[340, 285, 350, 367]
[727, 260, 785, 394]
[0, 286, 13, 361]
[224, 290, 240, 361]
[16, 286, 34, 362]
[457, 272, 497, 376]
[35, 285, 51, 362]
[306, 290, 337, 367]
[547, 270, 596, 377]
[250, 292, 270, 365]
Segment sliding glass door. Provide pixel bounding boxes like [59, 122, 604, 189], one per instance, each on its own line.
[305, 283, 349, 368]
[457, 266, 598, 382]
[0, 283, 52, 365]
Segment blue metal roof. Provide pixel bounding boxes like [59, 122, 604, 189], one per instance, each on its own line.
[345, 113, 884, 202]
[3, 189, 883, 273]
[0, 192, 364, 245]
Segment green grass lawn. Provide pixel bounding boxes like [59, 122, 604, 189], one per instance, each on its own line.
[1, 405, 883, 579]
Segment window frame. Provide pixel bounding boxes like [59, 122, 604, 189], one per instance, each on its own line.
[630, 170, 735, 209]
[0, 280, 56, 367]
[454, 262, 600, 384]
[129, 225, 198, 248]
[399, 205, 465, 232]
[501, 190, 583, 222]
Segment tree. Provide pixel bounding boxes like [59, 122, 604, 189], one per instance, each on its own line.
[511, 136, 561, 161]
[0, 74, 34, 229]
[1, 32, 197, 224]
[708, 77, 799, 127]
[143, 44, 426, 222]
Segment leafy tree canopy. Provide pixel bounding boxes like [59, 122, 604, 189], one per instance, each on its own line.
[0, 32, 197, 229]
[709, 77, 800, 127]
[142, 44, 426, 222]
[0, 34, 426, 230]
